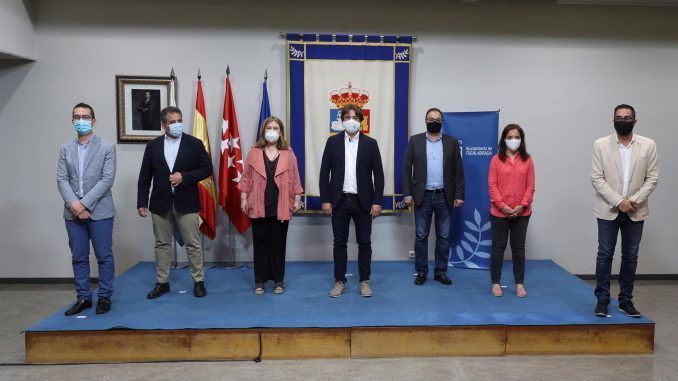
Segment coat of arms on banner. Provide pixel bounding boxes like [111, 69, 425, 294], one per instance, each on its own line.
[286, 33, 413, 212]
[329, 82, 370, 135]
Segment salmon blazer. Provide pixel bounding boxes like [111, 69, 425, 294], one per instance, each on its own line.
[239, 147, 304, 221]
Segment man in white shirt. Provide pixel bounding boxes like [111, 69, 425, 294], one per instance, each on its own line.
[591, 104, 658, 318]
[319, 104, 385, 298]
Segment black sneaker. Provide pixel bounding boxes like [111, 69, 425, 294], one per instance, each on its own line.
[595, 301, 608, 317]
[618, 301, 641, 318]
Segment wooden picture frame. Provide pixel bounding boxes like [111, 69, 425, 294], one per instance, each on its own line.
[115, 75, 173, 143]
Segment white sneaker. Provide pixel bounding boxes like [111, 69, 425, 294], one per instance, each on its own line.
[329, 281, 346, 298]
[360, 280, 372, 297]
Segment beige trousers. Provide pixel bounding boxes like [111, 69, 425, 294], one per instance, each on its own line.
[151, 205, 204, 283]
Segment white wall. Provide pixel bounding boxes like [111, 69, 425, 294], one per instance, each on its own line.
[1, 0, 677, 277]
[0, 0, 36, 60]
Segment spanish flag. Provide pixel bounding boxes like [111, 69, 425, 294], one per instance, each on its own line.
[193, 76, 217, 239]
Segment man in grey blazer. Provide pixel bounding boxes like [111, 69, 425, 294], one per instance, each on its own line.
[57, 103, 117, 316]
[591, 104, 658, 318]
[403, 108, 465, 286]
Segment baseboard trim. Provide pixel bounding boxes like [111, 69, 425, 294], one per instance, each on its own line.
[2, 274, 678, 284]
[0, 278, 97, 284]
[576, 274, 678, 281]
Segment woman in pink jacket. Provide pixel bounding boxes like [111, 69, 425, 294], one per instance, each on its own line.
[238, 116, 303, 295]
[488, 124, 535, 298]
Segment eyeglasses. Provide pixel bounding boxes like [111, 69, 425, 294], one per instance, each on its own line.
[614, 116, 635, 122]
[72, 115, 93, 121]
[426, 118, 442, 123]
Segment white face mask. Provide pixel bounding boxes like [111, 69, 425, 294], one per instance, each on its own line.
[343, 119, 361, 134]
[505, 138, 521, 152]
[264, 130, 279, 143]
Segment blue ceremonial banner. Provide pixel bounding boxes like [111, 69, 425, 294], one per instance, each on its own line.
[256, 80, 271, 139]
[286, 33, 413, 212]
[443, 111, 499, 270]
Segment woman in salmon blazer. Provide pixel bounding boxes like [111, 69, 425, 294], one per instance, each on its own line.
[239, 116, 303, 295]
[488, 124, 535, 298]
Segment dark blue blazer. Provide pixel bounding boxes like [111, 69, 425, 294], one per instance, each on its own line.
[137, 134, 213, 214]
[319, 131, 384, 211]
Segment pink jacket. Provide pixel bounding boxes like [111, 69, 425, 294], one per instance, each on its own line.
[238, 147, 303, 221]
[488, 154, 535, 218]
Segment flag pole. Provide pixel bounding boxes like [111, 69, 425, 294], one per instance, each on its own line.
[221, 219, 243, 269]
[169, 67, 181, 270]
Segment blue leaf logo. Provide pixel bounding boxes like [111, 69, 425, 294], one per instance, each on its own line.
[449, 208, 492, 269]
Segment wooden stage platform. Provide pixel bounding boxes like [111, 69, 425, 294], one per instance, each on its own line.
[26, 324, 654, 363]
[24, 261, 655, 363]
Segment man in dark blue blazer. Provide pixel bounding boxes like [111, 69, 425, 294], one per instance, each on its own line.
[319, 104, 384, 298]
[137, 106, 213, 299]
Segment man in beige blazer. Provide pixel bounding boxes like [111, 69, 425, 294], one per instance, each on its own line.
[591, 104, 658, 318]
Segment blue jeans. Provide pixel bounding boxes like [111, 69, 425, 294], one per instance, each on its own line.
[65, 218, 115, 300]
[594, 213, 644, 304]
[414, 190, 450, 275]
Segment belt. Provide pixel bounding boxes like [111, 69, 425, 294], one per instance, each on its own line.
[342, 192, 358, 197]
[425, 188, 445, 194]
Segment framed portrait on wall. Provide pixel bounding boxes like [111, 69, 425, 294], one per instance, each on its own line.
[115, 75, 172, 143]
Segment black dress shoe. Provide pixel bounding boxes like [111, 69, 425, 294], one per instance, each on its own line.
[96, 297, 112, 314]
[618, 301, 641, 318]
[434, 273, 452, 285]
[64, 299, 92, 316]
[193, 281, 207, 297]
[414, 273, 427, 285]
[147, 282, 170, 299]
[595, 301, 609, 317]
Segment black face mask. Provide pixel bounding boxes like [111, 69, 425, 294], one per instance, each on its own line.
[614, 120, 634, 136]
[426, 121, 442, 134]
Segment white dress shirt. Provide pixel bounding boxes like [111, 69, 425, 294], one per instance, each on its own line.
[164, 134, 182, 171]
[164, 134, 182, 192]
[616, 135, 634, 204]
[342, 132, 359, 194]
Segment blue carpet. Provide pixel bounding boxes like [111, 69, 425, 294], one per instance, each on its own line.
[26, 260, 653, 332]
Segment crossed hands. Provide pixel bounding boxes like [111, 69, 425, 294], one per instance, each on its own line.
[69, 201, 91, 220]
[500, 205, 525, 219]
[618, 199, 638, 214]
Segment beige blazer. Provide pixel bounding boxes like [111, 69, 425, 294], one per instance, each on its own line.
[591, 133, 658, 221]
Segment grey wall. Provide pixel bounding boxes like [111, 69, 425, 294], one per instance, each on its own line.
[0, 0, 676, 277]
[0, 0, 35, 60]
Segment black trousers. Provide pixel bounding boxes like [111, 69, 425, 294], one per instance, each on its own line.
[251, 216, 289, 284]
[490, 215, 530, 284]
[331, 194, 372, 282]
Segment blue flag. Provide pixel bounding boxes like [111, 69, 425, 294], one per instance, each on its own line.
[173, 221, 184, 247]
[256, 81, 271, 139]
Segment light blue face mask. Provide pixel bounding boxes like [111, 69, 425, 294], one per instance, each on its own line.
[73, 120, 93, 135]
[168, 122, 183, 138]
